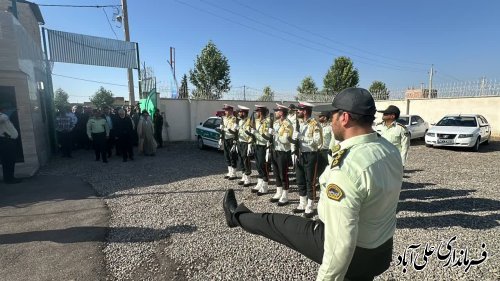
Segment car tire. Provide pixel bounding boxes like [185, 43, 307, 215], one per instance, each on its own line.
[484, 137, 489, 145]
[421, 130, 428, 140]
[197, 136, 205, 150]
[472, 137, 480, 152]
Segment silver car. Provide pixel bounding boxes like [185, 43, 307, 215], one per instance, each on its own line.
[397, 114, 429, 140]
[424, 114, 491, 152]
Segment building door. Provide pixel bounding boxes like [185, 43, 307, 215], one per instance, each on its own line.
[0, 86, 24, 162]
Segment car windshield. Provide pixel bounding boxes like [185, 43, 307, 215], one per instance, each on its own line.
[397, 117, 409, 125]
[436, 116, 477, 127]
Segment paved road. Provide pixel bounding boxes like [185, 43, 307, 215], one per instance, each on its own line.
[0, 175, 110, 281]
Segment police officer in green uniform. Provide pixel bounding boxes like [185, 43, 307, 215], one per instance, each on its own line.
[220, 104, 238, 180]
[236, 105, 253, 187]
[222, 87, 403, 281]
[246, 105, 271, 195]
[287, 104, 298, 166]
[317, 111, 333, 179]
[293, 102, 323, 218]
[375, 105, 410, 166]
[269, 104, 294, 205]
[87, 109, 110, 163]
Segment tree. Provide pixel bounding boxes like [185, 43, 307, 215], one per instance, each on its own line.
[257, 86, 274, 102]
[179, 74, 189, 99]
[189, 41, 231, 99]
[296, 76, 318, 101]
[54, 88, 70, 110]
[90, 86, 114, 109]
[323, 56, 359, 95]
[369, 81, 389, 100]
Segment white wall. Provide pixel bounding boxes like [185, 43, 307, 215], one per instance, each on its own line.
[159, 96, 500, 142]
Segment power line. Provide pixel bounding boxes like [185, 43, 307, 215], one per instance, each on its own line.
[102, 8, 119, 40]
[175, 0, 426, 73]
[52, 73, 138, 88]
[35, 3, 119, 8]
[435, 72, 463, 82]
[199, 0, 427, 71]
[232, 0, 429, 66]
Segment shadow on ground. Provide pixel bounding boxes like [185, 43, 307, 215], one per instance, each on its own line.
[0, 225, 197, 244]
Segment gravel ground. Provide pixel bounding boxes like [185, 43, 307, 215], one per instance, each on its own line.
[40, 140, 500, 281]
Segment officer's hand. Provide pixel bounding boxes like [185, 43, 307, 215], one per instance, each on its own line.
[268, 128, 275, 136]
[292, 131, 299, 140]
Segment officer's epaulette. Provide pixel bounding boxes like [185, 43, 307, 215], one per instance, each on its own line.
[308, 119, 320, 131]
[331, 144, 341, 154]
[396, 122, 407, 129]
[330, 149, 347, 169]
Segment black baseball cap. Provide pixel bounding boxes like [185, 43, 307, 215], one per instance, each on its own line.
[377, 105, 400, 116]
[318, 111, 331, 117]
[314, 87, 376, 116]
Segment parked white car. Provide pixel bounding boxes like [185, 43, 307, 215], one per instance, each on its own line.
[397, 114, 429, 140]
[425, 114, 491, 151]
[195, 117, 222, 149]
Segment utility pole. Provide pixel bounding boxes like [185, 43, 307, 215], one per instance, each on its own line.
[169, 47, 176, 79]
[243, 85, 246, 101]
[428, 64, 434, 98]
[11, 0, 18, 18]
[168, 47, 179, 97]
[121, 0, 135, 105]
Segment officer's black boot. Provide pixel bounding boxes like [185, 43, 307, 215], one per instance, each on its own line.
[223, 189, 253, 228]
[223, 189, 239, 227]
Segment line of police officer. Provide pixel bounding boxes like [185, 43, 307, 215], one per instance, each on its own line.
[219, 102, 344, 218]
[220, 102, 409, 219]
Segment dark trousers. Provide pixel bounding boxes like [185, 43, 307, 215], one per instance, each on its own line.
[255, 144, 268, 182]
[154, 126, 163, 147]
[296, 152, 318, 200]
[234, 205, 393, 280]
[317, 149, 330, 178]
[106, 130, 115, 156]
[92, 132, 107, 162]
[76, 129, 90, 149]
[237, 142, 251, 175]
[0, 137, 17, 181]
[223, 138, 238, 168]
[57, 131, 72, 157]
[272, 150, 291, 189]
[117, 135, 133, 160]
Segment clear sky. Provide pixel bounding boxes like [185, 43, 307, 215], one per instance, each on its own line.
[36, 0, 500, 102]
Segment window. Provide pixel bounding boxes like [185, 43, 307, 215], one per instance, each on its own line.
[479, 116, 488, 125]
[203, 119, 215, 129]
[214, 118, 222, 127]
[436, 116, 477, 127]
[397, 117, 409, 125]
[414, 116, 424, 123]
